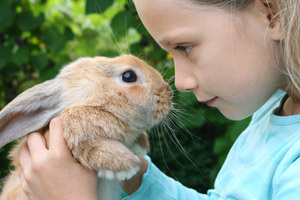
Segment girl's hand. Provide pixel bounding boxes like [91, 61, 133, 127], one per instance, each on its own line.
[18, 117, 98, 200]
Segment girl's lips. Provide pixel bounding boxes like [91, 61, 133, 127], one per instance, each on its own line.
[206, 97, 218, 106]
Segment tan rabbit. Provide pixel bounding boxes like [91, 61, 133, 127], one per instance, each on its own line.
[0, 54, 172, 200]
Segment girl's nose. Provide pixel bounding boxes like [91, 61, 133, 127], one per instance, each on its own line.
[174, 63, 198, 92]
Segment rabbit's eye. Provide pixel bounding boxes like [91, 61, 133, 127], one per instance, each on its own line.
[122, 70, 137, 83]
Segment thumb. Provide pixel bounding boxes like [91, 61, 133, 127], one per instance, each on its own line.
[48, 117, 72, 156]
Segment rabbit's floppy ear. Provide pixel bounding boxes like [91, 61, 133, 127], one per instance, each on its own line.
[0, 79, 65, 147]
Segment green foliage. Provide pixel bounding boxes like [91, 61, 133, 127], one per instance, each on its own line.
[0, 0, 251, 193]
[86, 0, 114, 14]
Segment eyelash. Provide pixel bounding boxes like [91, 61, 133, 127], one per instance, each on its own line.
[174, 45, 192, 55]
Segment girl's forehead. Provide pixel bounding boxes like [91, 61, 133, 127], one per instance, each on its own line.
[135, 0, 211, 12]
[135, 0, 239, 22]
[135, 1, 239, 36]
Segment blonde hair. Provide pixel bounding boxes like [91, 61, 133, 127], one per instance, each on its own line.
[190, 0, 300, 99]
[270, 0, 300, 99]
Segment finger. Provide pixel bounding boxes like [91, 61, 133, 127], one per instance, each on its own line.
[26, 131, 47, 158]
[49, 117, 72, 155]
[19, 170, 31, 197]
[18, 140, 32, 171]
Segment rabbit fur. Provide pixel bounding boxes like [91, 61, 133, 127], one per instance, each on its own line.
[0, 54, 172, 200]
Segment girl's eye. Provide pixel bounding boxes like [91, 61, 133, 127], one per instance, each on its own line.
[174, 45, 192, 55]
[122, 70, 137, 83]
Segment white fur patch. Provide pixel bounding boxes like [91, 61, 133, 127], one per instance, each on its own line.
[130, 143, 148, 157]
[97, 165, 140, 181]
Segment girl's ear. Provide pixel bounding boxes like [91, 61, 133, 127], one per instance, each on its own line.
[260, 0, 282, 41]
[0, 79, 65, 147]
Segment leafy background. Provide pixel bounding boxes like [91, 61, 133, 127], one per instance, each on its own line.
[0, 0, 251, 194]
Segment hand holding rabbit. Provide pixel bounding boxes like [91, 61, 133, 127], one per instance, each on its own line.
[18, 118, 98, 200]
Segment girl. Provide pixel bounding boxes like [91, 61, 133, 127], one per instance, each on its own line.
[18, 0, 300, 199]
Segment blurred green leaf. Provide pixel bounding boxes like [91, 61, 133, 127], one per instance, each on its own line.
[153, 49, 167, 60]
[31, 54, 49, 69]
[0, 46, 13, 68]
[0, 0, 18, 6]
[135, 22, 148, 35]
[128, 42, 140, 55]
[41, 27, 63, 52]
[111, 10, 134, 37]
[85, 0, 114, 14]
[82, 28, 99, 38]
[213, 135, 230, 167]
[39, 62, 61, 82]
[16, 12, 45, 31]
[18, 79, 38, 93]
[204, 108, 230, 125]
[64, 27, 74, 41]
[12, 46, 30, 66]
[41, 27, 73, 52]
[0, 4, 14, 31]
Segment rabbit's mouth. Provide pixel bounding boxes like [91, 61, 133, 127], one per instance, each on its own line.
[123, 88, 172, 131]
[154, 102, 172, 122]
[153, 85, 173, 122]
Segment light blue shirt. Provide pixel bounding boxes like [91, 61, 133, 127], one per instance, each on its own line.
[122, 90, 300, 200]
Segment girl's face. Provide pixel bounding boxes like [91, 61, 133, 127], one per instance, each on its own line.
[134, 0, 285, 120]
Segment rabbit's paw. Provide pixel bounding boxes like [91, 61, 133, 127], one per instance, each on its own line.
[97, 164, 140, 181]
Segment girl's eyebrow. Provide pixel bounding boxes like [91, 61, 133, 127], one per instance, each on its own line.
[160, 37, 181, 46]
[159, 32, 189, 46]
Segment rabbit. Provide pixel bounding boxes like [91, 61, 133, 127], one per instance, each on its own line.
[0, 54, 172, 200]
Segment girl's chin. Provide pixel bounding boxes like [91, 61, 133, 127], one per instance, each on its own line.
[219, 108, 252, 121]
